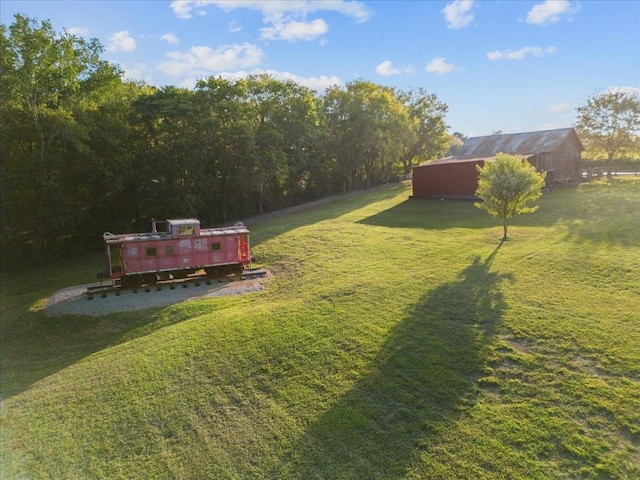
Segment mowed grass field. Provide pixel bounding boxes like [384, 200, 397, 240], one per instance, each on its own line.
[1, 178, 639, 479]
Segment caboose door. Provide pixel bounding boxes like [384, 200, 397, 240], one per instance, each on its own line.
[109, 244, 123, 277]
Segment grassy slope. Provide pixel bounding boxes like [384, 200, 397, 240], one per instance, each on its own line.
[1, 178, 639, 479]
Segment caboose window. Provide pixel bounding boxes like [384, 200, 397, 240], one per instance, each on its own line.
[178, 225, 196, 236]
[211, 242, 221, 251]
[165, 246, 173, 255]
[146, 247, 157, 256]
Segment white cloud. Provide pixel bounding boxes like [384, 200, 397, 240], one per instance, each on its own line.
[170, 0, 196, 19]
[442, 0, 475, 29]
[157, 43, 263, 77]
[229, 21, 242, 33]
[526, 0, 575, 26]
[425, 57, 455, 74]
[257, 70, 342, 92]
[487, 46, 556, 61]
[375, 60, 413, 77]
[376, 60, 400, 76]
[547, 102, 572, 114]
[67, 27, 89, 36]
[261, 18, 329, 41]
[170, 1, 371, 45]
[161, 33, 179, 45]
[106, 31, 136, 52]
[170, 1, 372, 23]
[121, 63, 149, 82]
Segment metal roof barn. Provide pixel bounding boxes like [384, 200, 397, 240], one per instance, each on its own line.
[456, 128, 582, 158]
[412, 128, 583, 199]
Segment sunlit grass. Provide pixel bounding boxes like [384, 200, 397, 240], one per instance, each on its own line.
[1, 178, 639, 479]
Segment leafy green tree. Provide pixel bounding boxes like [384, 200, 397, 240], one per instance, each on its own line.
[475, 153, 546, 241]
[397, 87, 450, 173]
[324, 80, 415, 190]
[195, 76, 257, 221]
[445, 133, 464, 156]
[575, 90, 640, 176]
[79, 80, 149, 234]
[277, 83, 323, 206]
[127, 86, 203, 227]
[242, 75, 290, 213]
[1, 14, 122, 262]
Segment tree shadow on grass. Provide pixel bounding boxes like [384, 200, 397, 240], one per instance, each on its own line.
[361, 180, 640, 248]
[276, 246, 512, 478]
[358, 197, 496, 230]
[0, 305, 193, 401]
[555, 179, 640, 247]
[246, 183, 409, 245]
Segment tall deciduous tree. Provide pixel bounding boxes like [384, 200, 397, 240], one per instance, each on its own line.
[398, 87, 450, 173]
[475, 153, 546, 241]
[277, 82, 323, 206]
[195, 76, 256, 222]
[243, 74, 291, 213]
[129, 86, 202, 226]
[324, 80, 415, 190]
[0, 14, 122, 261]
[575, 90, 640, 176]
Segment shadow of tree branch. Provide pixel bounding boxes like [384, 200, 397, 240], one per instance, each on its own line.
[275, 250, 513, 478]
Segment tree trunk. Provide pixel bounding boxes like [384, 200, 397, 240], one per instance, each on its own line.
[258, 179, 264, 214]
[502, 219, 508, 241]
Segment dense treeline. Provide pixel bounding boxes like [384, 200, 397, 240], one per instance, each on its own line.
[1, 15, 450, 267]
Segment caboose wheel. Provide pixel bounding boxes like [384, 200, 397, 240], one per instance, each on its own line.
[121, 275, 142, 289]
[141, 273, 157, 285]
[172, 270, 188, 280]
[205, 267, 219, 278]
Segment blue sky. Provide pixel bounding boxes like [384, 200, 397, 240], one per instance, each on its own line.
[2, 0, 638, 136]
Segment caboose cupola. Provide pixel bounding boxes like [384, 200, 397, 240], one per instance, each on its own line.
[167, 218, 200, 237]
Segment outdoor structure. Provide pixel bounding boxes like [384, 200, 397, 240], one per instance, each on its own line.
[412, 128, 583, 198]
[101, 218, 252, 289]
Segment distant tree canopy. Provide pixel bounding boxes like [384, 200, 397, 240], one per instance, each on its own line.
[575, 90, 640, 175]
[475, 153, 546, 241]
[1, 14, 451, 266]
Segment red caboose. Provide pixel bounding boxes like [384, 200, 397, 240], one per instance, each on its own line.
[102, 218, 251, 288]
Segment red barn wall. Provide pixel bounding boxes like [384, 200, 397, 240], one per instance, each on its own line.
[527, 137, 581, 181]
[551, 136, 582, 179]
[412, 160, 485, 198]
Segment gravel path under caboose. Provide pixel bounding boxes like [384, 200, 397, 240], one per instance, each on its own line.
[46, 274, 269, 317]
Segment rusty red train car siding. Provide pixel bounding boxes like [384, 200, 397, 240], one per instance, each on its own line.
[103, 219, 250, 282]
[412, 158, 485, 198]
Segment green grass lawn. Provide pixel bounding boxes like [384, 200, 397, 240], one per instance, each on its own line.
[1, 178, 639, 479]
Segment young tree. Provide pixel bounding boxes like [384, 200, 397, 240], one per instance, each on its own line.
[575, 90, 640, 177]
[475, 153, 546, 241]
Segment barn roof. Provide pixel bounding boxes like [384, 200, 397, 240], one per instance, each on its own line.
[455, 127, 582, 158]
[423, 155, 496, 166]
[414, 154, 529, 169]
